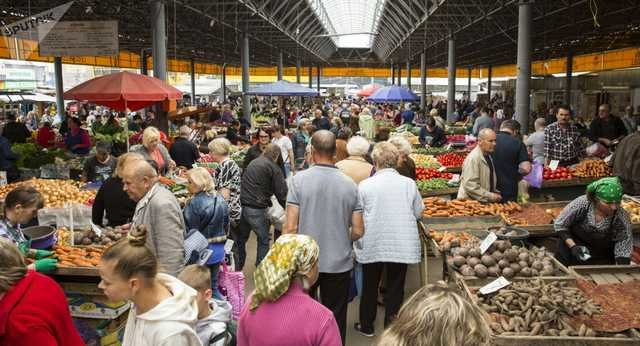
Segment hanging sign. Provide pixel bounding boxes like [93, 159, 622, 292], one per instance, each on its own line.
[39, 20, 118, 57]
[1, 1, 74, 39]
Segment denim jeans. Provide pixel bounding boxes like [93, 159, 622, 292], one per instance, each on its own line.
[234, 206, 270, 270]
[208, 262, 222, 299]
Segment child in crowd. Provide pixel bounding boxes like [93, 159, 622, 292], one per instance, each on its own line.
[378, 283, 491, 346]
[179, 264, 235, 346]
[98, 225, 201, 346]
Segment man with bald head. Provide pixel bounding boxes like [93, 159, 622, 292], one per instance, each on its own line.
[284, 130, 364, 343]
[458, 128, 501, 202]
[121, 159, 186, 277]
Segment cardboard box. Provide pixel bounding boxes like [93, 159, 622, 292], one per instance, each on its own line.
[67, 293, 130, 319]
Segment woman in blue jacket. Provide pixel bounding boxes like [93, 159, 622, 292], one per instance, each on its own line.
[184, 167, 230, 298]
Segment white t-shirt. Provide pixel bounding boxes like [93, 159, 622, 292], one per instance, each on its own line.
[272, 136, 293, 163]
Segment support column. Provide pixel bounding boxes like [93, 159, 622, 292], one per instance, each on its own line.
[296, 58, 302, 106]
[420, 51, 427, 110]
[467, 67, 472, 100]
[316, 65, 321, 93]
[151, 0, 168, 132]
[406, 60, 412, 90]
[447, 35, 456, 123]
[565, 50, 573, 105]
[151, 1, 167, 81]
[487, 65, 493, 101]
[515, 0, 532, 132]
[277, 51, 283, 81]
[140, 50, 148, 75]
[190, 58, 196, 106]
[398, 64, 402, 87]
[221, 64, 227, 103]
[308, 65, 313, 88]
[54, 57, 64, 120]
[391, 63, 396, 85]
[241, 32, 251, 122]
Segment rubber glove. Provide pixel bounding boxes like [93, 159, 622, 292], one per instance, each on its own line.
[570, 245, 590, 262]
[34, 249, 54, 260]
[34, 258, 58, 273]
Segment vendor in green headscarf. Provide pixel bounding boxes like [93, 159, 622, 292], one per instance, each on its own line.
[554, 177, 633, 266]
[0, 186, 57, 273]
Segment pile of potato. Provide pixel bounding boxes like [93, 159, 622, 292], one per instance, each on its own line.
[73, 227, 127, 247]
[573, 159, 611, 178]
[477, 279, 602, 336]
[448, 240, 558, 279]
[621, 200, 640, 223]
[0, 179, 96, 208]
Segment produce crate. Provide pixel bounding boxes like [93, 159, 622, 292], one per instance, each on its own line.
[458, 277, 640, 345]
[540, 177, 599, 189]
[568, 265, 640, 285]
[420, 187, 458, 198]
[52, 266, 100, 277]
[512, 201, 569, 236]
[422, 215, 503, 231]
[428, 229, 490, 256]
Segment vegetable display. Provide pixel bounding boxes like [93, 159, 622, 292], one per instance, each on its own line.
[409, 154, 441, 169]
[417, 178, 450, 192]
[422, 198, 522, 217]
[0, 179, 96, 208]
[573, 159, 611, 178]
[621, 200, 640, 223]
[53, 244, 105, 268]
[477, 279, 602, 336]
[428, 230, 477, 252]
[446, 134, 465, 143]
[413, 147, 451, 155]
[437, 152, 466, 167]
[416, 167, 452, 180]
[449, 240, 562, 279]
[542, 166, 574, 181]
[12, 143, 68, 169]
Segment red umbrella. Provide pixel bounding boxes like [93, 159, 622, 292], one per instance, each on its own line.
[357, 84, 381, 97]
[63, 71, 182, 111]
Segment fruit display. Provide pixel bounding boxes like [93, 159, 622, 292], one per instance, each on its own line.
[437, 152, 466, 167]
[417, 178, 450, 192]
[416, 167, 452, 180]
[476, 279, 602, 336]
[428, 230, 477, 252]
[542, 166, 574, 180]
[573, 159, 612, 178]
[621, 200, 640, 223]
[422, 198, 522, 218]
[53, 244, 105, 268]
[409, 154, 441, 169]
[0, 179, 96, 208]
[448, 241, 562, 279]
[413, 147, 451, 155]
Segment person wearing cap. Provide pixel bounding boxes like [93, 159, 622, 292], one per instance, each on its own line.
[553, 177, 633, 266]
[169, 125, 200, 169]
[82, 141, 116, 183]
[237, 234, 341, 345]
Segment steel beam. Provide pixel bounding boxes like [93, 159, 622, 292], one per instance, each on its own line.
[151, 0, 167, 81]
[515, 0, 532, 133]
[447, 35, 456, 123]
[565, 49, 573, 105]
[242, 32, 251, 121]
[487, 65, 492, 101]
[420, 51, 427, 110]
[190, 57, 196, 105]
[54, 57, 64, 120]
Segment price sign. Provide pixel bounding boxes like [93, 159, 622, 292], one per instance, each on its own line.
[224, 239, 235, 254]
[549, 160, 559, 171]
[479, 276, 511, 295]
[438, 166, 447, 172]
[479, 232, 498, 255]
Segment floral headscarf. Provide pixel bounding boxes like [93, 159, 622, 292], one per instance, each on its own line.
[587, 177, 624, 204]
[250, 234, 319, 311]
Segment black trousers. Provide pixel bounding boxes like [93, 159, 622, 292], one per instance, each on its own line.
[310, 270, 351, 345]
[359, 262, 408, 330]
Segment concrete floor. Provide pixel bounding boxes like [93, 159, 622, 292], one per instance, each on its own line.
[239, 232, 444, 346]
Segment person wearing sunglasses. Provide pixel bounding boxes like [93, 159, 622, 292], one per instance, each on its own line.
[554, 177, 632, 266]
[242, 128, 272, 170]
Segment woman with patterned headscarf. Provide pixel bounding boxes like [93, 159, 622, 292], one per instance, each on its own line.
[237, 234, 341, 346]
[553, 177, 633, 266]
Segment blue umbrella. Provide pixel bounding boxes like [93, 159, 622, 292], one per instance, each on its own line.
[246, 80, 319, 97]
[367, 85, 419, 103]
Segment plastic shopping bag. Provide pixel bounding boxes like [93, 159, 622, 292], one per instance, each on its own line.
[523, 161, 543, 188]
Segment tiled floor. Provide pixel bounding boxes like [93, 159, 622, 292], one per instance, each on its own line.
[240, 232, 444, 346]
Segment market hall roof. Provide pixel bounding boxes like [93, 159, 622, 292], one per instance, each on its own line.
[0, 0, 639, 69]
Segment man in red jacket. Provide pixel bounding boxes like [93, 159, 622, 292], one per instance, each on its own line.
[0, 238, 84, 346]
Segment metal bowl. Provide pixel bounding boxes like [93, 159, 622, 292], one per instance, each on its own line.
[22, 225, 57, 249]
[487, 225, 530, 241]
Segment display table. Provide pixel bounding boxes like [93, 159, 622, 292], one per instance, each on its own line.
[532, 177, 600, 200]
[420, 187, 458, 198]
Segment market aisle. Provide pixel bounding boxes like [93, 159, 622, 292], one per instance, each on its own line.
[240, 232, 444, 346]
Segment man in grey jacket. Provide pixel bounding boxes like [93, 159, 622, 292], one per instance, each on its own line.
[121, 159, 185, 277]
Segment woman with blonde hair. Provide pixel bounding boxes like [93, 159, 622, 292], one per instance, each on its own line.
[378, 283, 491, 346]
[98, 225, 201, 345]
[388, 136, 416, 181]
[183, 167, 229, 298]
[0, 238, 84, 345]
[131, 126, 176, 175]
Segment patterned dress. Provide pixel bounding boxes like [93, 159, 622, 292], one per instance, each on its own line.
[215, 158, 242, 226]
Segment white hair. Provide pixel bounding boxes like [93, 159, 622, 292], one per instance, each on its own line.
[388, 136, 412, 156]
[346, 136, 370, 157]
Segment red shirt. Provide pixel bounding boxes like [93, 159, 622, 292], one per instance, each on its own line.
[36, 127, 56, 148]
[0, 270, 84, 346]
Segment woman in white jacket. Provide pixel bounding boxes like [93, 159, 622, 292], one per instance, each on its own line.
[98, 225, 202, 346]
